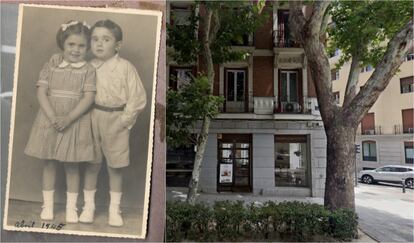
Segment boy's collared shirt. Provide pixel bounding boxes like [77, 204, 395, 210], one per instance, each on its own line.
[91, 54, 147, 129]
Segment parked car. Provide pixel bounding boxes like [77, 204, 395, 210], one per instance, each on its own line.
[358, 165, 414, 188]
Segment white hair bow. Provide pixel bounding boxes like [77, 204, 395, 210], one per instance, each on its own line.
[61, 20, 90, 31]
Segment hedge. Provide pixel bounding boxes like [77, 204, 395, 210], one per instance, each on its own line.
[166, 200, 358, 242]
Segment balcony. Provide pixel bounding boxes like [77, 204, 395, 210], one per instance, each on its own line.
[214, 96, 318, 120]
[273, 10, 300, 48]
[394, 124, 414, 134]
[251, 96, 319, 115]
[274, 30, 299, 48]
[358, 126, 382, 135]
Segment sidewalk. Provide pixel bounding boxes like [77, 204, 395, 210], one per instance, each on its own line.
[167, 187, 377, 242]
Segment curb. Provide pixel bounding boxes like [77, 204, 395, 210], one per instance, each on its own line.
[355, 227, 378, 242]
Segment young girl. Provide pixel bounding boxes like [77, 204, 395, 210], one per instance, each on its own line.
[24, 20, 96, 223]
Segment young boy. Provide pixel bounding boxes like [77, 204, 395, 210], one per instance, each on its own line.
[79, 19, 146, 226]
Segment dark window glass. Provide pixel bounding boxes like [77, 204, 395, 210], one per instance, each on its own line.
[400, 76, 414, 94]
[362, 141, 377, 161]
[405, 142, 414, 164]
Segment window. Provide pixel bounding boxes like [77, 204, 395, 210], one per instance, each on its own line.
[402, 109, 413, 134]
[394, 167, 408, 172]
[406, 52, 414, 61]
[276, 10, 297, 47]
[170, 3, 193, 25]
[279, 70, 301, 113]
[361, 65, 373, 73]
[331, 69, 339, 81]
[405, 142, 413, 164]
[362, 167, 376, 170]
[333, 91, 340, 105]
[362, 141, 377, 161]
[166, 141, 196, 187]
[280, 71, 298, 103]
[225, 69, 247, 112]
[169, 66, 193, 90]
[376, 166, 390, 172]
[274, 135, 309, 187]
[400, 76, 414, 94]
[361, 113, 375, 135]
[226, 70, 246, 102]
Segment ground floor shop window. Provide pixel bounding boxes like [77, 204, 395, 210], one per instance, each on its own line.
[166, 142, 195, 187]
[274, 135, 309, 187]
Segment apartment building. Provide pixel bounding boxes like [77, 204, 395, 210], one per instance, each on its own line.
[330, 50, 414, 172]
[167, 2, 327, 197]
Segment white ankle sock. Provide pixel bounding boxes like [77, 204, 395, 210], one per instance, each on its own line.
[66, 192, 78, 209]
[42, 190, 54, 207]
[109, 191, 122, 212]
[83, 189, 96, 208]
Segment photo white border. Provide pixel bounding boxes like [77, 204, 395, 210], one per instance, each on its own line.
[3, 3, 162, 239]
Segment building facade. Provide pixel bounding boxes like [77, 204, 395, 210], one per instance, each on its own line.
[167, 2, 327, 197]
[330, 50, 414, 172]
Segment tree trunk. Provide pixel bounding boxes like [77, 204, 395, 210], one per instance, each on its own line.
[324, 121, 357, 211]
[187, 115, 211, 205]
[186, 4, 217, 205]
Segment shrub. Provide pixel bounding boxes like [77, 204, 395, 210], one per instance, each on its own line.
[166, 201, 214, 242]
[329, 208, 359, 241]
[166, 200, 358, 242]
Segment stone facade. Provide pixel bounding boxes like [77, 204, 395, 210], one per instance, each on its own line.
[356, 134, 414, 172]
[198, 120, 327, 197]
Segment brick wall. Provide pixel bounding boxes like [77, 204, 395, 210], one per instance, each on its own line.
[253, 56, 274, 97]
[254, 4, 273, 49]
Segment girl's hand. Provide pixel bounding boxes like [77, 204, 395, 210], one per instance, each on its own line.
[55, 116, 73, 132]
[50, 116, 60, 131]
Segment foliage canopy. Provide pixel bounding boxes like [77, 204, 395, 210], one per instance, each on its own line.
[327, 0, 413, 68]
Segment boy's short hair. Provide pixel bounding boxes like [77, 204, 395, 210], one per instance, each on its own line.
[56, 20, 91, 50]
[91, 19, 123, 42]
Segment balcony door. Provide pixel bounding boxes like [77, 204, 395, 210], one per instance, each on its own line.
[217, 134, 252, 192]
[278, 70, 302, 113]
[225, 69, 247, 112]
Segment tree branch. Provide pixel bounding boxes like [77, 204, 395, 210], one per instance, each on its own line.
[289, 0, 306, 44]
[319, 6, 330, 41]
[290, 1, 337, 125]
[343, 19, 413, 125]
[209, 9, 220, 46]
[342, 53, 361, 108]
[308, 1, 331, 38]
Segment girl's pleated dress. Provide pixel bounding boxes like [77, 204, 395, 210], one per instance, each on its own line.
[24, 59, 96, 162]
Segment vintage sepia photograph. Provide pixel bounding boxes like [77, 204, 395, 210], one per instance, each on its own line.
[3, 3, 161, 239]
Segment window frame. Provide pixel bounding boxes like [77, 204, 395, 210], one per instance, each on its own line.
[169, 66, 194, 90]
[274, 135, 310, 188]
[333, 91, 340, 105]
[223, 68, 248, 113]
[362, 140, 377, 162]
[331, 69, 339, 81]
[405, 52, 414, 61]
[404, 142, 414, 164]
[400, 76, 414, 94]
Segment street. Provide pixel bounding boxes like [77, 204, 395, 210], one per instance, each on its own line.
[356, 183, 414, 242]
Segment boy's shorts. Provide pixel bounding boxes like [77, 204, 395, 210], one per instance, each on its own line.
[91, 108, 130, 168]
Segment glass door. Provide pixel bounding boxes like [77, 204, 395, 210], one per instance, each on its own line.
[225, 69, 246, 112]
[218, 135, 252, 192]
